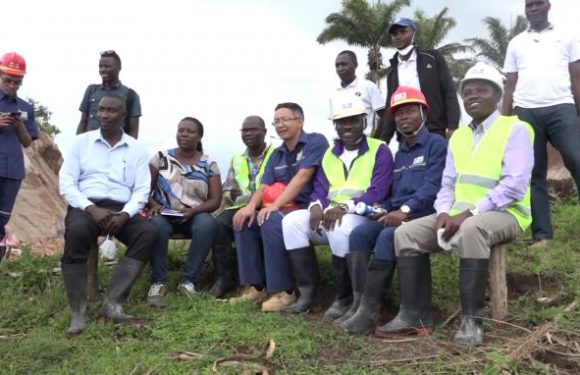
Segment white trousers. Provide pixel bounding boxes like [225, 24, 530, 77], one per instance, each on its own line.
[282, 209, 370, 257]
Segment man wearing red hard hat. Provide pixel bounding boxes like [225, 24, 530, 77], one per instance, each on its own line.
[338, 86, 446, 334]
[230, 102, 329, 312]
[0, 52, 38, 261]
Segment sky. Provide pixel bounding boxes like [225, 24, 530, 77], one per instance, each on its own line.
[5, 0, 579, 173]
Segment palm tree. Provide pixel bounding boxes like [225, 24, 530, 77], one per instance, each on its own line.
[467, 15, 528, 70]
[317, 0, 411, 84]
[413, 7, 473, 83]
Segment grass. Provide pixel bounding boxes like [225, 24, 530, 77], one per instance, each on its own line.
[0, 202, 578, 374]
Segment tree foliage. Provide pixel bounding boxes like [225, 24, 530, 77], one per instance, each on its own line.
[316, 0, 410, 83]
[414, 7, 473, 83]
[27, 98, 60, 138]
[466, 15, 528, 70]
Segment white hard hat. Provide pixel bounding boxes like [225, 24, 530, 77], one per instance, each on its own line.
[460, 61, 505, 95]
[330, 93, 366, 120]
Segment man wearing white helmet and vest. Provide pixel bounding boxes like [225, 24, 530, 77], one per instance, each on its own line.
[0, 52, 38, 261]
[338, 86, 447, 334]
[375, 62, 534, 346]
[282, 93, 393, 315]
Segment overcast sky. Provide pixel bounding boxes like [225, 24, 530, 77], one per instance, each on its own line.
[5, 0, 578, 172]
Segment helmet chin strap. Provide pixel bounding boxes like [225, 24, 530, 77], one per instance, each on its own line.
[397, 105, 425, 138]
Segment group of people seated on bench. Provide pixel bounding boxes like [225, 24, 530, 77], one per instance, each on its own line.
[56, 61, 534, 347]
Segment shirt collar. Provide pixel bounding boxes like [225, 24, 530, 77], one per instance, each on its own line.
[337, 77, 359, 90]
[244, 143, 271, 159]
[527, 22, 554, 33]
[397, 49, 417, 64]
[469, 110, 500, 133]
[399, 127, 429, 151]
[0, 90, 17, 103]
[91, 128, 131, 148]
[331, 135, 370, 156]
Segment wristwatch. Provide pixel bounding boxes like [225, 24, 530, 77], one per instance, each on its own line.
[400, 205, 411, 215]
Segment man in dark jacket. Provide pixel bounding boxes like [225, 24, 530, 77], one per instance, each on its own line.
[378, 18, 460, 143]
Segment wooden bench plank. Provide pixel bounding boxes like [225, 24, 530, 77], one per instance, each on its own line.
[489, 243, 508, 320]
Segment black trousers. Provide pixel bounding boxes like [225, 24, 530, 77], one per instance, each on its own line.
[61, 200, 156, 264]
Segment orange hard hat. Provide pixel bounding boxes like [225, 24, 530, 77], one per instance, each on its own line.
[0, 52, 26, 77]
[388, 86, 429, 116]
[262, 182, 299, 210]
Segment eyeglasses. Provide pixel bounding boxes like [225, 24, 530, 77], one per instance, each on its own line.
[240, 128, 263, 134]
[0, 74, 23, 87]
[100, 50, 118, 56]
[272, 117, 299, 126]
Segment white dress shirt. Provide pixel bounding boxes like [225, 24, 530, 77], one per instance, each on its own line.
[397, 49, 421, 90]
[59, 130, 151, 217]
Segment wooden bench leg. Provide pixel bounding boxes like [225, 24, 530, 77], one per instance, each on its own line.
[489, 244, 508, 320]
[86, 243, 100, 302]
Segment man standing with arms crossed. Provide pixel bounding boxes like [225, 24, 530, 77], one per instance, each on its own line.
[503, 0, 580, 248]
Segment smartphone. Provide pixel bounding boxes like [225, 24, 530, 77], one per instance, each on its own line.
[9, 112, 21, 118]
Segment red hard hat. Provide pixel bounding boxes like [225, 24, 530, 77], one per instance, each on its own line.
[0, 52, 27, 77]
[262, 182, 299, 210]
[389, 86, 429, 116]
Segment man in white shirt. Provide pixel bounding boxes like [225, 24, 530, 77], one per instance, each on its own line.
[330, 50, 385, 138]
[502, 0, 580, 248]
[59, 94, 155, 337]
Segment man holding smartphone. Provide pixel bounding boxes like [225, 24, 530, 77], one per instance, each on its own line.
[0, 52, 38, 261]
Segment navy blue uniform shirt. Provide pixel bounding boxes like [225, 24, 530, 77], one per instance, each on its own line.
[0, 91, 38, 180]
[261, 131, 329, 208]
[385, 128, 447, 216]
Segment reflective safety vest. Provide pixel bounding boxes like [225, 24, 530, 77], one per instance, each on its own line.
[321, 137, 384, 204]
[449, 116, 534, 231]
[227, 145, 274, 210]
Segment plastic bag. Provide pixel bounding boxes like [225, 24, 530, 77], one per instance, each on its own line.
[100, 235, 118, 260]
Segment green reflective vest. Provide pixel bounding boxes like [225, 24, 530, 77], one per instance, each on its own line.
[321, 137, 384, 204]
[227, 145, 274, 210]
[449, 116, 533, 231]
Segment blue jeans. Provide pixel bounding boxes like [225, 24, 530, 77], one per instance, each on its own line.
[234, 210, 294, 292]
[514, 104, 580, 240]
[349, 220, 397, 260]
[149, 213, 218, 284]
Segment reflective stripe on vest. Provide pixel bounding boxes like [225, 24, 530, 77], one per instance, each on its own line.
[227, 145, 274, 210]
[449, 116, 534, 231]
[321, 138, 384, 204]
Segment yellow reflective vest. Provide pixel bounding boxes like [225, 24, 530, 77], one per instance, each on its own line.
[321, 137, 384, 204]
[227, 145, 274, 210]
[449, 116, 533, 231]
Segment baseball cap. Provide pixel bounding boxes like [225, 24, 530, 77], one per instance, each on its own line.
[387, 17, 418, 34]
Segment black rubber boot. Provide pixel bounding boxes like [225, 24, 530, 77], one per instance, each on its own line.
[323, 255, 352, 320]
[283, 246, 320, 314]
[98, 257, 145, 322]
[375, 255, 433, 337]
[454, 258, 489, 346]
[340, 257, 395, 334]
[207, 244, 236, 298]
[62, 263, 88, 337]
[334, 252, 370, 324]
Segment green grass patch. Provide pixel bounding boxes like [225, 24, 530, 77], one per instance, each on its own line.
[1, 202, 578, 373]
